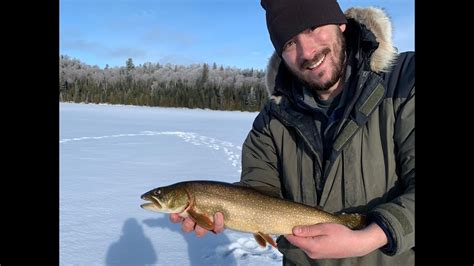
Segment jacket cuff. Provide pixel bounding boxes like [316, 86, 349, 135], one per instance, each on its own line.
[368, 212, 396, 255]
[369, 203, 415, 256]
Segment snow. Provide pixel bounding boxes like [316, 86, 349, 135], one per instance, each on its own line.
[60, 102, 283, 265]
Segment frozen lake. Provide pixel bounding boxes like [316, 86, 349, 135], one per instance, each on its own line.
[60, 102, 283, 265]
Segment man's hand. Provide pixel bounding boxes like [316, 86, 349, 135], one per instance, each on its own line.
[169, 212, 225, 237]
[285, 222, 388, 259]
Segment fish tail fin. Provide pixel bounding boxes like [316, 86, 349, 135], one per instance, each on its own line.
[338, 213, 367, 230]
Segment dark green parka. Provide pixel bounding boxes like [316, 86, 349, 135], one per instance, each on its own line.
[239, 7, 415, 265]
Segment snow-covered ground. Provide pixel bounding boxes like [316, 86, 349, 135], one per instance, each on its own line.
[60, 102, 283, 265]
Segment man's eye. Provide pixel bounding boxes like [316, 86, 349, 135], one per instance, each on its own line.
[283, 40, 296, 50]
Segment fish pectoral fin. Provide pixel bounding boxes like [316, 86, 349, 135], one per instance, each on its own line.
[254, 232, 277, 248]
[253, 233, 267, 247]
[187, 209, 214, 231]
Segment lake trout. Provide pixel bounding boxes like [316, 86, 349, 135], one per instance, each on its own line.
[140, 180, 366, 248]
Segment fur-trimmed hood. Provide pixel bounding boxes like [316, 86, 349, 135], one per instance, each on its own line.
[265, 7, 398, 96]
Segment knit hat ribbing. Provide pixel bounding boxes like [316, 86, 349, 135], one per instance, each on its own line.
[261, 0, 347, 56]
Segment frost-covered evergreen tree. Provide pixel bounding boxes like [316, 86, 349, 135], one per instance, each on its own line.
[59, 55, 267, 111]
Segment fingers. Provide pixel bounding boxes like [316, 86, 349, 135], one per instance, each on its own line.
[286, 224, 327, 252]
[170, 214, 201, 235]
[212, 212, 225, 234]
[292, 223, 327, 237]
[170, 214, 199, 234]
[182, 217, 196, 233]
[197, 212, 225, 236]
[169, 212, 225, 237]
[285, 234, 308, 249]
[195, 224, 208, 237]
[169, 213, 183, 223]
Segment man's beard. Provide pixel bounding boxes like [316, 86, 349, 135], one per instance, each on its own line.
[292, 30, 346, 92]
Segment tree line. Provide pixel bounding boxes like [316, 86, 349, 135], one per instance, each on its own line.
[59, 55, 269, 112]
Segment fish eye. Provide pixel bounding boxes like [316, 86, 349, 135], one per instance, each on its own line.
[154, 190, 161, 195]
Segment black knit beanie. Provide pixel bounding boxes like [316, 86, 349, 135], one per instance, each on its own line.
[261, 0, 347, 57]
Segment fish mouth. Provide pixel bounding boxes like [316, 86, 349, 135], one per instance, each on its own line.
[140, 202, 156, 209]
[140, 194, 162, 209]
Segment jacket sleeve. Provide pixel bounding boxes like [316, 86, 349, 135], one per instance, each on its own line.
[370, 85, 415, 255]
[235, 105, 283, 199]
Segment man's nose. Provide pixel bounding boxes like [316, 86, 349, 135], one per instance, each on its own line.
[296, 35, 316, 61]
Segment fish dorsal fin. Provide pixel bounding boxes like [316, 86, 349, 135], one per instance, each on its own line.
[253, 232, 277, 248]
[187, 208, 215, 231]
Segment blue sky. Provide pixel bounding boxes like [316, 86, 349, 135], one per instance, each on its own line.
[60, 0, 414, 70]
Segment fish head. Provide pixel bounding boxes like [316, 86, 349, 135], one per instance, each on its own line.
[140, 185, 189, 214]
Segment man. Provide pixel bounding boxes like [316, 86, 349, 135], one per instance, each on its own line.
[171, 0, 415, 264]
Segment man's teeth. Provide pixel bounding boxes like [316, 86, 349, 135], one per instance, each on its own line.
[308, 55, 325, 69]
